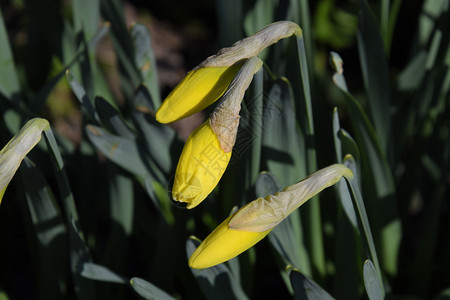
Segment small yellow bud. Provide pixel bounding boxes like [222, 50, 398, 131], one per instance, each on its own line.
[156, 21, 301, 124]
[156, 64, 242, 124]
[0, 118, 49, 204]
[188, 213, 271, 269]
[172, 121, 232, 209]
[188, 164, 353, 268]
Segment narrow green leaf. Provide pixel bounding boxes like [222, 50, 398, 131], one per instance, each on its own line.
[101, 0, 141, 90]
[261, 78, 306, 187]
[332, 107, 343, 163]
[79, 262, 126, 284]
[153, 181, 175, 226]
[357, 0, 391, 152]
[255, 172, 280, 198]
[130, 23, 161, 108]
[66, 70, 98, 122]
[130, 277, 175, 300]
[291, 0, 314, 92]
[86, 124, 148, 177]
[332, 108, 358, 228]
[246, 69, 264, 187]
[330, 51, 400, 276]
[20, 158, 69, 299]
[398, 51, 427, 91]
[0, 9, 20, 101]
[132, 85, 177, 174]
[215, 0, 243, 47]
[85, 124, 165, 208]
[109, 170, 134, 235]
[186, 237, 249, 300]
[43, 127, 95, 298]
[289, 268, 335, 300]
[32, 22, 110, 113]
[380, 0, 390, 50]
[333, 208, 361, 300]
[43, 128, 79, 222]
[418, 0, 448, 45]
[408, 153, 449, 295]
[296, 34, 325, 278]
[259, 77, 310, 276]
[386, 0, 403, 54]
[20, 158, 66, 247]
[95, 96, 135, 139]
[363, 259, 383, 300]
[72, 0, 99, 40]
[343, 156, 385, 297]
[270, 217, 310, 273]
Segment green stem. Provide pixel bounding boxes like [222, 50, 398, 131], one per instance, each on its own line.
[296, 35, 325, 279]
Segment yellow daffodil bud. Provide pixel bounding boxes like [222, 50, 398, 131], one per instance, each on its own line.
[172, 120, 232, 209]
[156, 63, 243, 123]
[188, 214, 271, 269]
[172, 57, 263, 208]
[156, 21, 301, 124]
[189, 164, 353, 269]
[0, 118, 49, 204]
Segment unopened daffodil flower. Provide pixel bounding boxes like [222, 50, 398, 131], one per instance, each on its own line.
[188, 164, 353, 269]
[155, 21, 302, 124]
[0, 118, 49, 204]
[161, 21, 304, 208]
[172, 57, 263, 209]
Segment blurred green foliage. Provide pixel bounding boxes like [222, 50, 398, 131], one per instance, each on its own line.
[0, 0, 449, 299]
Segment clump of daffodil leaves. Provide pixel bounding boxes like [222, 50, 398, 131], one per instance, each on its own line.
[0, 118, 49, 204]
[156, 21, 353, 269]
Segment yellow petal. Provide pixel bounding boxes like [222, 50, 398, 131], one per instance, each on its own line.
[172, 120, 232, 209]
[188, 213, 271, 269]
[156, 64, 242, 123]
[0, 118, 49, 204]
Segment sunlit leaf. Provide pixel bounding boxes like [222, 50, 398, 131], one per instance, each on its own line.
[289, 268, 335, 300]
[363, 259, 383, 300]
[79, 262, 126, 284]
[130, 277, 175, 300]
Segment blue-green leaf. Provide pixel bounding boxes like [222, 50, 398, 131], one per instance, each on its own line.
[66, 70, 98, 122]
[0, 10, 20, 101]
[86, 124, 148, 177]
[130, 23, 161, 108]
[79, 262, 126, 284]
[289, 268, 335, 300]
[363, 259, 383, 300]
[332, 107, 358, 228]
[130, 277, 175, 300]
[330, 51, 400, 276]
[132, 85, 177, 174]
[357, 0, 391, 152]
[95, 96, 135, 139]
